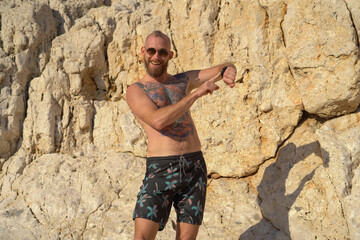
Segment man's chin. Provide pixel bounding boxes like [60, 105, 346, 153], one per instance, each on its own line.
[144, 60, 168, 78]
[147, 66, 167, 78]
[148, 71, 164, 78]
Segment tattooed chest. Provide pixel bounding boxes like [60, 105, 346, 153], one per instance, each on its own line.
[137, 81, 187, 108]
[135, 74, 195, 138]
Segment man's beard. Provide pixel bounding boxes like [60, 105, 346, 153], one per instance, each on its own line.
[144, 59, 168, 78]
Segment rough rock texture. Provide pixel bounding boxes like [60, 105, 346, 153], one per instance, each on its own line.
[0, 2, 57, 158]
[284, 0, 360, 118]
[0, 0, 359, 239]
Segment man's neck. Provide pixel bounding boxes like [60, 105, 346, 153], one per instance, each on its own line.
[144, 73, 171, 83]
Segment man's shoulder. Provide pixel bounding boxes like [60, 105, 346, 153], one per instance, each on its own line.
[169, 72, 189, 84]
[172, 72, 188, 79]
[175, 70, 201, 83]
[132, 81, 144, 88]
[127, 82, 141, 92]
[127, 79, 159, 97]
[126, 81, 145, 98]
[128, 77, 151, 90]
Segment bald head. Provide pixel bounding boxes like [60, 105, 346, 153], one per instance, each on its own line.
[145, 30, 171, 49]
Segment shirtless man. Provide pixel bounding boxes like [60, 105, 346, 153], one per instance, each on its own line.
[126, 30, 237, 240]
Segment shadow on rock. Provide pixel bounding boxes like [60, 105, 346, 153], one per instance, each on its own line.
[239, 141, 329, 240]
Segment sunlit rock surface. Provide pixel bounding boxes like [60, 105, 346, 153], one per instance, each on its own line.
[0, 0, 359, 239]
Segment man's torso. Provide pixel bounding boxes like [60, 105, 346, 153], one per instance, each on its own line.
[134, 73, 201, 156]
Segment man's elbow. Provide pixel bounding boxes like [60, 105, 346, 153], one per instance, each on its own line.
[152, 122, 165, 131]
[151, 119, 168, 131]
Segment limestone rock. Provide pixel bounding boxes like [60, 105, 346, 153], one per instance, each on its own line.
[283, 0, 360, 117]
[345, 0, 360, 43]
[248, 115, 360, 239]
[0, 0, 109, 159]
[346, 166, 360, 240]
[22, 15, 108, 155]
[201, 178, 286, 240]
[0, 0, 359, 239]
[316, 111, 360, 239]
[1, 151, 145, 239]
[191, 0, 303, 177]
[0, 2, 57, 158]
[93, 100, 147, 157]
[45, 0, 107, 34]
[0, 150, 278, 240]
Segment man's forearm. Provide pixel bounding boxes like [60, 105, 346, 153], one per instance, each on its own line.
[149, 75, 220, 131]
[150, 90, 200, 130]
[187, 62, 236, 90]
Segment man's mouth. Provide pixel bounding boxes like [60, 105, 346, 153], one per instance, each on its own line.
[150, 61, 161, 66]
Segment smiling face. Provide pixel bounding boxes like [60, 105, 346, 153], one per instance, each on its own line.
[142, 34, 173, 79]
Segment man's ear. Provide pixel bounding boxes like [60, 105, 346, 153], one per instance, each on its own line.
[169, 50, 174, 60]
[139, 46, 145, 62]
[141, 46, 146, 55]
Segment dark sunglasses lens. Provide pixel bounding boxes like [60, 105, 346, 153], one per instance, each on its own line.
[158, 49, 169, 57]
[146, 48, 169, 57]
[146, 48, 156, 56]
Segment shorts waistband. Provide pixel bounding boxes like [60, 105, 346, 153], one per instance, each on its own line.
[147, 151, 203, 162]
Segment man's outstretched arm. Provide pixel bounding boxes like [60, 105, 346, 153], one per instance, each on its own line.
[186, 62, 237, 92]
[126, 74, 221, 131]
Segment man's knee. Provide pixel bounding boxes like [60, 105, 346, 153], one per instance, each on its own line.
[134, 237, 152, 240]
[176, 233, 198, 240]
[134, 233, 156, 240]
[134, 218, 159, 240]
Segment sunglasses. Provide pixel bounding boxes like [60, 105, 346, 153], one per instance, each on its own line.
[145, 48, 169, 58]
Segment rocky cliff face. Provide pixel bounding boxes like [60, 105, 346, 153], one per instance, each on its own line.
[0, 0, 359, 239]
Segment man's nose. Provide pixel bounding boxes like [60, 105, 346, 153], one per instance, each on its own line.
[151, 51, 161, 59]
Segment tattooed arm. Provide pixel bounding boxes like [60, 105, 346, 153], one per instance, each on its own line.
[185, 62, 237, 92]
[126, 77, 219, 131]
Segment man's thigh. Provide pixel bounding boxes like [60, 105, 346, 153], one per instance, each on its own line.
[176, 222, 200, 240]
[134, 218, 160, 240]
